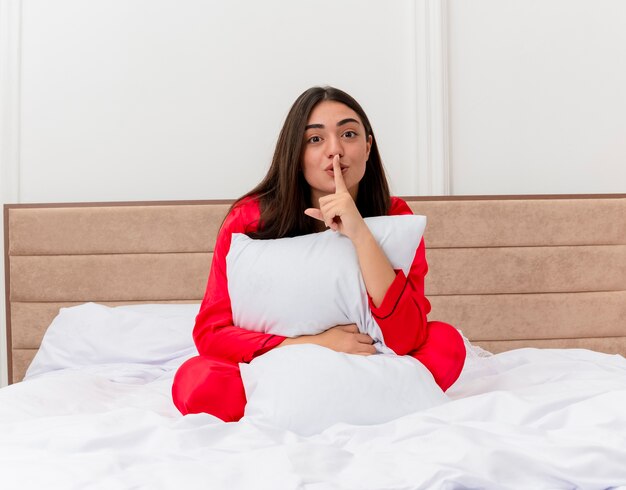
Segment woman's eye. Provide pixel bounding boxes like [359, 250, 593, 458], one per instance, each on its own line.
[343, 130, 357, 138]
[308, 136, 321, 143]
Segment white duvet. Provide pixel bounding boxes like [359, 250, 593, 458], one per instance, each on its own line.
[2, 346, 626, 490]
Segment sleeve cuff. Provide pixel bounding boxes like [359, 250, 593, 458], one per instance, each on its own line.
[368, 269, 408, 319]
[250, 334, 287, 361]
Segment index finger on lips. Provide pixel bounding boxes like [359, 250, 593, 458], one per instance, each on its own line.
[333, 154, 348, 193]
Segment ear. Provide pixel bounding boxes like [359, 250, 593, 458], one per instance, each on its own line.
[365, 134, 372, 159]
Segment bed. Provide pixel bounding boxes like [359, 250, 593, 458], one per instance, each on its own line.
[2, 194, 626, 489]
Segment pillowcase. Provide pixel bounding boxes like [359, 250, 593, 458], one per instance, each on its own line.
[25, 302, 199, 379]
[226, 214, 427, 354]
[239, 344, 448, 436]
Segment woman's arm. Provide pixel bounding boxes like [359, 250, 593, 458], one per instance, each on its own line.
[306, 164, 432, 356]
[366, 197, 431, 355]
[279, 324, 376, 355]
[193, 201, 287, 364]
[305, 155, 397, 307]
[350, 226, 397, 308]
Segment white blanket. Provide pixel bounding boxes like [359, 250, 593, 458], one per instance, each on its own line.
[1, 348, 626, 489]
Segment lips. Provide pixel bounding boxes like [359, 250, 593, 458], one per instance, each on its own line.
[324, 163, 347, 172]
[325, 168, 347, 177]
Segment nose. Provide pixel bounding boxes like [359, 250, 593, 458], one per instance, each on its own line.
[327, 135, 344, 159]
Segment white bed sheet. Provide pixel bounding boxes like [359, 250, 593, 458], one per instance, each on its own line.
[1, 348, 626, 489]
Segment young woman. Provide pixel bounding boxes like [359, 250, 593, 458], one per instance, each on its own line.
[172, 86, 466, 422]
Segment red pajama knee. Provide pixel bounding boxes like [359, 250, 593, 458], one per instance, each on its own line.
[408, 320, 466, 392]
[172, 355, 247, 422]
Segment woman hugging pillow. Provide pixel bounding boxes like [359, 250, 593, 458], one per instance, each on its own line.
[172, 86, 466, 426]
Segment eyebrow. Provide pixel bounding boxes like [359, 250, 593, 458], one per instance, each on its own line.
[305, 118, 361, 130]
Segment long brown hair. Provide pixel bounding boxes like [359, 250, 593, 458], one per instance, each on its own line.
[235, 86, 391, 239]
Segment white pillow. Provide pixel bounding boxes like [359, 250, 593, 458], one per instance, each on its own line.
[227, 215, 426, 354]
[25, 302, 199, 379]
[240, 344, 448, 436]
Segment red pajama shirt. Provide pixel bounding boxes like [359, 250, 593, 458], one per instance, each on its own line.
[172, 196, 466, 421]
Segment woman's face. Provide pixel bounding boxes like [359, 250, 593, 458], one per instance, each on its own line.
[301, 100, 372, 205]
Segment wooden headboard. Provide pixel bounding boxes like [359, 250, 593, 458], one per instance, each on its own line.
[4, 194, 626, 384]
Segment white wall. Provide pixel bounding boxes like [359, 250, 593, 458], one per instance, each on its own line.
[2, 0, 625, 386]
[448, 0, 626, 195]
[18, 0, 419, 202]
[1, 0, 21, 387]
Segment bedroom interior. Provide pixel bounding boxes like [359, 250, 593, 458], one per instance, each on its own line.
[1, 0, 625, 488]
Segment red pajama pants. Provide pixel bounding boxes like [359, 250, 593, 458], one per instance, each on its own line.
[172, 320, 466, 422]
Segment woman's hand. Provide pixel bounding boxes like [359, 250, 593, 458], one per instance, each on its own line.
[303, 154, 396, 307]
[304, 155, 369, 243]
[279, 324, 376, 356]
